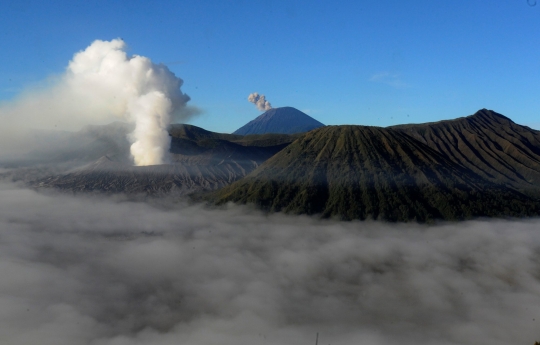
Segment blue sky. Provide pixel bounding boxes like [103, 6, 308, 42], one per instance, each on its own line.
[1, 0, 539, 132]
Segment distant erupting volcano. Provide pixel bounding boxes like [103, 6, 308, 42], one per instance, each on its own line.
[234, 106, 325, 135]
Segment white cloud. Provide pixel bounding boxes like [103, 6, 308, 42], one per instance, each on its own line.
[0, 181, 539, 344]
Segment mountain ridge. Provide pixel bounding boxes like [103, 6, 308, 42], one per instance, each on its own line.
[391, 109, 540, 195]
[7, 108, 540, 222]
[213, 116, 540, 221]
[26, 125, 299, 196]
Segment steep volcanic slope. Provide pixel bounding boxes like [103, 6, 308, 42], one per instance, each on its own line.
[233, 107, 325, 135]
[214, 125, 540, 221]
[391, 109, 540, 195]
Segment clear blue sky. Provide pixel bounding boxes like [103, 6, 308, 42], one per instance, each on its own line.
[1, 0, 539, 132]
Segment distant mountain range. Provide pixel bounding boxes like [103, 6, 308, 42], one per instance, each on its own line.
[4, 108, 540, 222]
[233, 107, 325, 135]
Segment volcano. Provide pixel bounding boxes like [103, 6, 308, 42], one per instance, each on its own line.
[26, 124, 299, 196]
[233, 107, 325, 135]
[10, 109, 540, 222]
[214, 111, 540, 221]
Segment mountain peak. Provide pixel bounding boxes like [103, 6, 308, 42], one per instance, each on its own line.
[214, 123, 540, 221]
[468, 109, 513, 123]
[233, 106, 325, 135]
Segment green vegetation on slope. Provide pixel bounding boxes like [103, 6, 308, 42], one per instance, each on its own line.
[213, 125, 540, 222]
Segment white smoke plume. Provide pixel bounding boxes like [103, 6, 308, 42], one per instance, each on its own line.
[0, 39, 195, 166]
[248, 92, 272, 111]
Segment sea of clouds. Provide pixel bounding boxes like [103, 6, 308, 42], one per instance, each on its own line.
[0, 181, 539, 345]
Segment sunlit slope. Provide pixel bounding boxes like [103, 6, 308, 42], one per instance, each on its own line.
[214, 125, 540, 221]
[392, 109, 540, 195]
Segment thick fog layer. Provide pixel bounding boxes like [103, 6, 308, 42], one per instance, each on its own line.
[0, 182, 539, 345]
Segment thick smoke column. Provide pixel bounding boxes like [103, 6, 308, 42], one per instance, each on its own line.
[67, 39, 190, 166]
[0, 39, 194, 165]
[248, 92, 272, 111]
